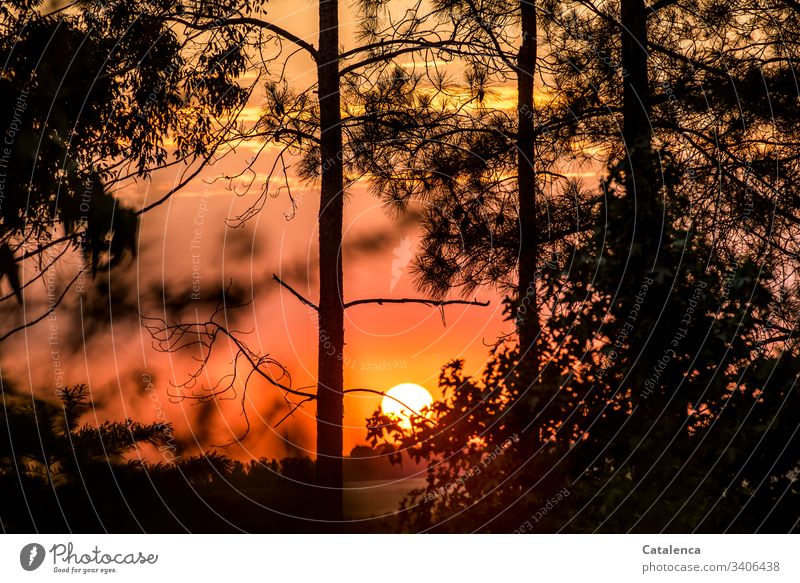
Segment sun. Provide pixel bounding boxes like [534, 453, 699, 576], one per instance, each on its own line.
[381, 383, 434, 429]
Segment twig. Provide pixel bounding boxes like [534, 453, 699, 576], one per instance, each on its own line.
[344, 297, 489, 309]
[272, 274, 318, 310]
[274, 396, 315, 428]
[166, 15, 318, 61]
[0, 270, 84, 343]
[344, 387, 437, 426]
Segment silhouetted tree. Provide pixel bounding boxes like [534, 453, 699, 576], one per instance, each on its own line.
[0, 382, 170, 530]
[539, 0, 800, 334]
[0, 380, 329, 532]
[381, 0, 800, 352]
[108, 0, 491, 521]
[346, 1, 607, 380]
[366, 0, 800, 532]
[0, 1, 253, 336]
[367, 187, 800, 532]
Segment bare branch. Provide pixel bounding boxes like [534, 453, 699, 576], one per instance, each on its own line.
[274, 396, 315, 428]
[341, 39, 480, 76]
[648, 0, 681, 13]
[166, 15, 318, 61]
[0, 269, 84, 343]
[344, 387, 436, 426]
[272, 274, 318, 311]
[344, 297, 489, 309]
[145, 314, 313, 400]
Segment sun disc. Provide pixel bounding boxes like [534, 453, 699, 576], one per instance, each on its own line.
[381, 383, 433, 427]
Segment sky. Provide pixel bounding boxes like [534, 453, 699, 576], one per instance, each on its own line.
[1, 146, 511, 461]
[0, 0, 534, 461]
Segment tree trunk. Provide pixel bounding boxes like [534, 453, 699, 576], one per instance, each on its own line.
[620, 0, 655, 226]
[516, 0, 539, 365]
[316, 0, 345, 522]
[618, 0, 668, 419]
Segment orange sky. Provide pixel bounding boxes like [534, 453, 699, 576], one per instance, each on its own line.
[1, 1, 537, 461]
[3, 160, 510, 460]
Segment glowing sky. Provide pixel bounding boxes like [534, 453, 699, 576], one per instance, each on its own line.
[1, 0, 551, 460]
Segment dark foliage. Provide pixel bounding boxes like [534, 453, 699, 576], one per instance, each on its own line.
[0, 383, 321, 533]
[366, 162, 800, 532]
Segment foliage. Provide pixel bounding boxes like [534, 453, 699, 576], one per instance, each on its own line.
[0, 382, 320, 532]
[0, 2, 254, 302]
[367, 168, 800, 532]
[358, 0, 800, 534]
